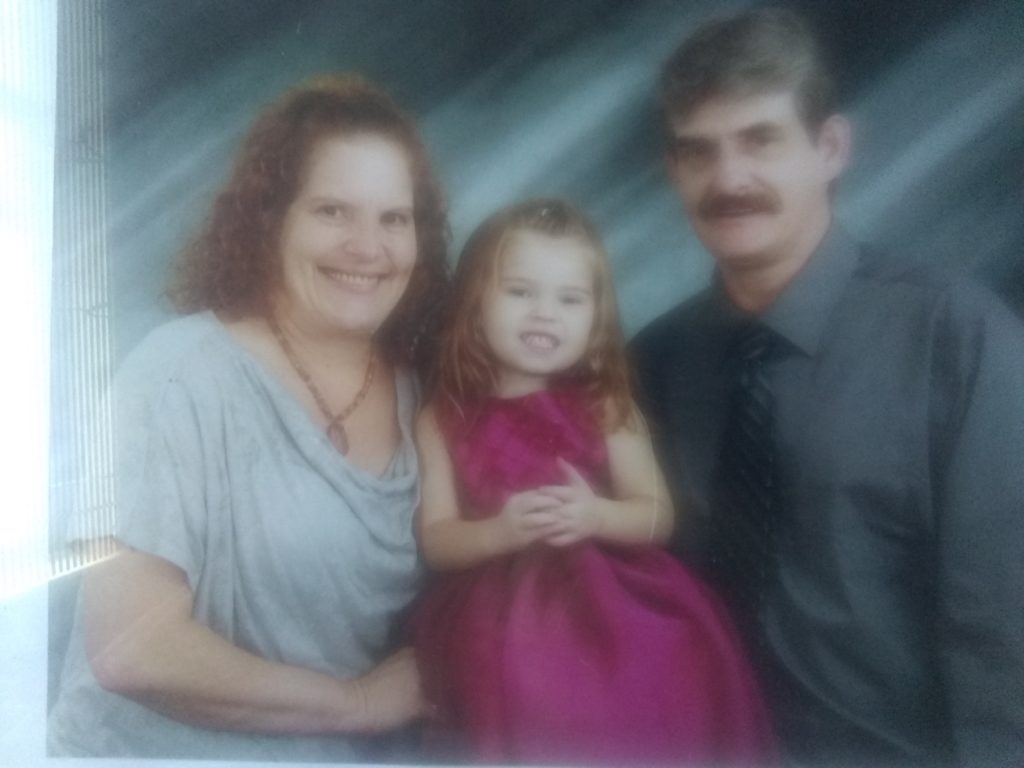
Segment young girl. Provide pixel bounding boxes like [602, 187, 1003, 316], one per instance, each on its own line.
[412, 199, 775, 765]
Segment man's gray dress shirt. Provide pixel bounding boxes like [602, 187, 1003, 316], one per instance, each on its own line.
[631, 227, 1024, 767]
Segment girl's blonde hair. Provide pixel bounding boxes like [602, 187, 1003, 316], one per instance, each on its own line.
[435, 198, 634, 430]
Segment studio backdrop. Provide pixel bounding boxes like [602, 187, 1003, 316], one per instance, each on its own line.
[47, 0, 1024, 586]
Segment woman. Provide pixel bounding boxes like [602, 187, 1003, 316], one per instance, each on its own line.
[47, 74, 449, 761]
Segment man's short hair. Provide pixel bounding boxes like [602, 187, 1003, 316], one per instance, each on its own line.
[660, 7, 837, 133]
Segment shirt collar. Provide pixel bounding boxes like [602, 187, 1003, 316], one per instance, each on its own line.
[709, 224, 861, 358]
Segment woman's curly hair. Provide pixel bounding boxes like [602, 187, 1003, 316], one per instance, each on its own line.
[168, 74, 450, 373]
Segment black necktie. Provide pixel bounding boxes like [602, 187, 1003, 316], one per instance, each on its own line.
[711, 322, 782, 649]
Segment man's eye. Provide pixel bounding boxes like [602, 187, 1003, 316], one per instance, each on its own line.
[746, 131, 779, 150]
[674, 142, 712, 164]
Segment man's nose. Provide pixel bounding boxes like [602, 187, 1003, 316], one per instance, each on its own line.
[708, 146, 752, 193]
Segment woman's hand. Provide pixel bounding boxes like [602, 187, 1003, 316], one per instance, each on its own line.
[538, 458, 606, 547]
[82, 546, 419, 736]
[352, 647, 427, 733]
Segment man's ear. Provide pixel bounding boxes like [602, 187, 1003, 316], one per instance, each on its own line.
[817, 114, 852, 182]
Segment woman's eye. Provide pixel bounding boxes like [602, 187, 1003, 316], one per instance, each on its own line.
[316, 204, 344, 219]
[382, 211, 412, 228]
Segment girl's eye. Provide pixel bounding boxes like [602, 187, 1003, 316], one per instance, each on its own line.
[505, 286, 530, 298]
[560, 293, 589, 306]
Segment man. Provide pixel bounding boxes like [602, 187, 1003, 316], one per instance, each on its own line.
[630, 8, 1024, 767]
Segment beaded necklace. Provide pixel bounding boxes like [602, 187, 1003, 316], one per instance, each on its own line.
[267, 314, 376, 455]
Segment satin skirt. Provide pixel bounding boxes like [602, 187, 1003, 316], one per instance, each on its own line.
[413, 542, 776, 765]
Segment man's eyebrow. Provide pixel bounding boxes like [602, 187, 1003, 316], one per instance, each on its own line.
[738, 121, 784, 138]
[306, 195, 349, 204]
[670, 121, 785, 145]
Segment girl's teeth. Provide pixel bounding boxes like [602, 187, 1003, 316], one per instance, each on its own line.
[522, 333, 557, 349]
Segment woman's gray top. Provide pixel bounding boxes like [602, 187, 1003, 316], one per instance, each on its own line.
[47, 312, 423, 761]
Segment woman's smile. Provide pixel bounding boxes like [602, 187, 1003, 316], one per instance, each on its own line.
[276, 133, 418, 338]
[317, 265, 387, 292]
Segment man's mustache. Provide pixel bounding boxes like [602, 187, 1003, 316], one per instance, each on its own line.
[698, 192, 780, 219]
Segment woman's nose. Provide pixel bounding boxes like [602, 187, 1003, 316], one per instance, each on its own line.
[343, 218, 381, 260]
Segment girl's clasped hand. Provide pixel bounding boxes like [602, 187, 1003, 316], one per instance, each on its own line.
[539, 457, 605, 547]
[499, 457, 603, 548]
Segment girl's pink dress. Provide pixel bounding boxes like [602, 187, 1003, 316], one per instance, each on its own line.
[413, 386, 775, 765]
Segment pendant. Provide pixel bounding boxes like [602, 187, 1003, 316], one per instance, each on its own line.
[327, 422, 349, 455]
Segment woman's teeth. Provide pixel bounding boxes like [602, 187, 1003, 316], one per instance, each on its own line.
[319, 267, 381, 287]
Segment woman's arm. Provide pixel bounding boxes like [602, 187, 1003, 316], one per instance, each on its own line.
[540, 404, 675, 547]
[83, 544, 423, 735]
[415, 406, 558, 571]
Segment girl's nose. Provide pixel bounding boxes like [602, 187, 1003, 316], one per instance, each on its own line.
[529, 295, 557, 321]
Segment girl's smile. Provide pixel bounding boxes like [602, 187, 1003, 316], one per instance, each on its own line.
[520, 331, 560, 351]
[481, 230, 596, 398]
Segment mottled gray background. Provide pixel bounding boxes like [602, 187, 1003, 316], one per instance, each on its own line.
[40, 0, 1024, 734]
[98, 0, 1024, 361]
